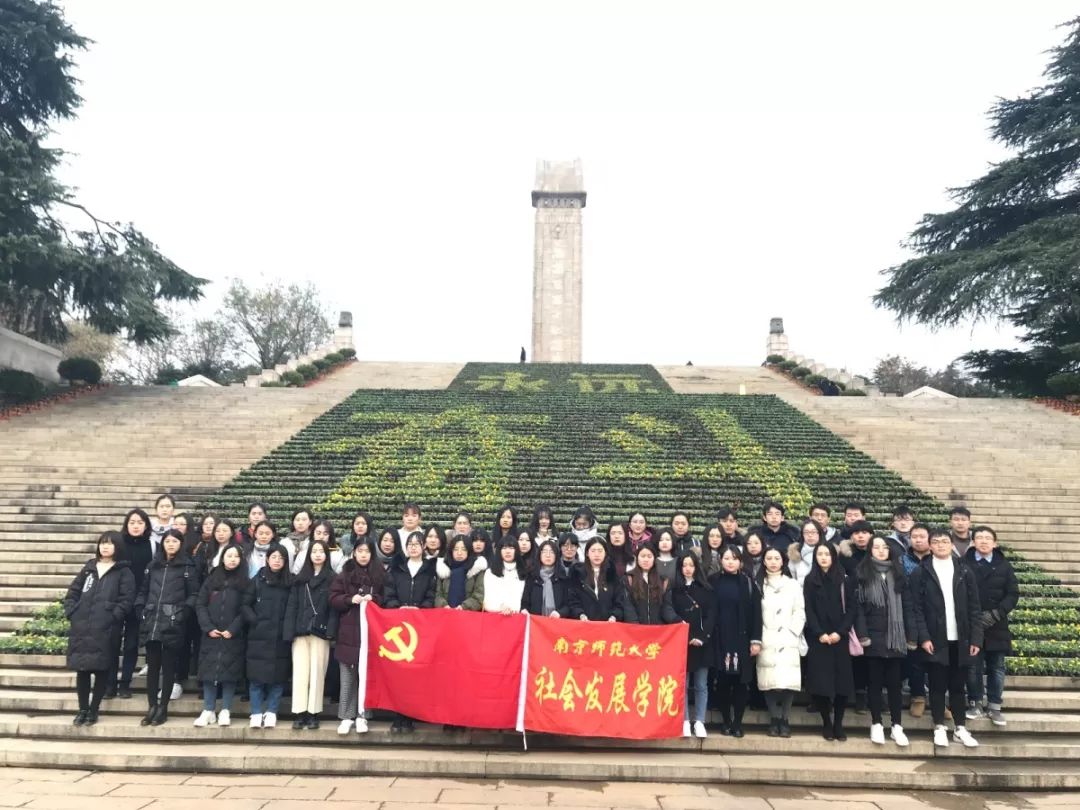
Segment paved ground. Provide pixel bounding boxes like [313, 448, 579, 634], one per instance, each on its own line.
[0, 769, 1072, 809]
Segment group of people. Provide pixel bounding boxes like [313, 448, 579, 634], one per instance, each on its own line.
[62, 495, 1017, 749]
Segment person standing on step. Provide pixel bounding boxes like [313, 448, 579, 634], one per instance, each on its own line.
[194, 543, 251, 728]
[669, 550, 714, 739]
[243, 544, 293, 730]
[177, 513, 215, 688]
[625, 544, 676, 625]
[568, 538, 636, 622]
[557, 531, 580, 578]
[376, 528, 400, 571]
[654, 530, 678, 586]
[902, 524, 933, 720]
[908, 528, 983, 749]
[627, 511, 655, 554]
[65, 531, 135, 726]
[492, 505, 519, 545]
[397, 502, 424, 547]
[247, 520, 278, 578]
[149, 494, 176, 558]
[110, 508, 154, 699]
[424, 524, 447, 562]
[886, 505, 915, 557]
[839, 503, 867, 540]
[670, 512, 697, 555]
[522, 539, 568, 617]
[803, 542, 855, 741]
[172, 512, 194, 548]
[136, 529, 198, 726]
[700, 527, 726, 578]
[339, 511, 375, 560]
[235, 502, 269, 550]
[528, 505, 557, 545]
[436, 535, 487, 611]
[963, 526, 1018, 727]
[854, 536, 911, 748]
[838, 519, 873, 714]
[451, 511, 474, 542]
[483, 538, 528, 615]
[707, 546, 761, 738]
[810, 503, 840, 544]
[284, 538, 337, 730]
[716, 507, 746, 549]
[208, 518, 237, 572]
[383, 531, 436, 733]
[788, 519, 826, 586]
[515, 528, 537, 565]
[284, 508, 314, 575]
[756, 546, 805, 738]
[742, 533, 766, 581]
[949, 506, 974, 557]
[570, 505, 600, 550]
[751, 501, 800, 557]
[330, 537, 384, 735]
[606, 522, 635, 574]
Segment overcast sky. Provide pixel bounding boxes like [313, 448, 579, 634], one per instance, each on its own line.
[52, 0, 1076, 374]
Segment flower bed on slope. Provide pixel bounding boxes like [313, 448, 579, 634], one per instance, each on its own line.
[448, 363, 673, 394]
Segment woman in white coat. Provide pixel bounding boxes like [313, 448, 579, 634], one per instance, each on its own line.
[757, 546, 806, 738]
[483, 539, 526, 615]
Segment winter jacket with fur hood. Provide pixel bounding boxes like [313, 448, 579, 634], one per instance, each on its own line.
[434, 556, 486, 610]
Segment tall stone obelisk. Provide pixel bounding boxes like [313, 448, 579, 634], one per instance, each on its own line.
[531, 159, 585, 363]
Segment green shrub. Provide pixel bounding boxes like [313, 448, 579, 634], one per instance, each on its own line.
[260, 380, 285, 388]
[323, 351, 344, 364]
[791, 367, 811, 379]
[840, 388, 867, 396]
[0, 368, 47, 404]
[765, 354, 785, 364]
[340, 347, 357, 359]
[779, 360, 798, 371]
[805, 374, 826, 387]
[57, 357, 102, 384]
[280, 370, 304, 387]
[834, 381, 847, 391]
[313, 358, 332, 371]
[1047, 372, 1080, 397]
[296, 364, 318, 380]
[0, 634, 66, 655]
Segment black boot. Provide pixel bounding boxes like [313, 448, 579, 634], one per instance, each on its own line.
[150, 704, 169, 726]
[854, 691, 867, 715]
[73, 710, 88, 726]
[779, 718, 791, 738]
[821, 712, 834, 741]
[292, 711, 308, 730]
[766, 718, 780, 737]
[390, 717, 403, 733]
[307, 713, 320, 730]
[84, 707, 99, 726]
[833, 701, 848, 741]
[141, 704, 158, 726]
[718, 711, 732, 736]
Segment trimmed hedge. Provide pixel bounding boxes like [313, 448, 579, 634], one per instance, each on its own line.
[57, 357, 102, 384]
[0, 369, 46, 404]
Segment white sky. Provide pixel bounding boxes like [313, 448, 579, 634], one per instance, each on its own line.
[51, 0, 1076, 374]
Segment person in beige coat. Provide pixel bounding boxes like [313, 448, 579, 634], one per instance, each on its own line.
[756, 546, 806, 738]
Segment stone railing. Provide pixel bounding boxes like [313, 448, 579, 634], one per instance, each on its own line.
[0, 325, 63, 383]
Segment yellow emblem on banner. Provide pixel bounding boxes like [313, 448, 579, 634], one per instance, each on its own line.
[378, 621, 419, 662]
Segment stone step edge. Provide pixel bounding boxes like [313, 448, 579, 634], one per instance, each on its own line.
[5, 736, 1080, 789]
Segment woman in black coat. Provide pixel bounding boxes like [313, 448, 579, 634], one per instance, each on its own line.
[136, 529, 199, 726]
[244, 544, 293, 729]
[522, 540, 570, 617]
[706, 546, 762, 737]
[568, 538, 635, 622]
[669, 551, 715, 738]
[194, 543, 251, 728]
[64, 531, 135, 726]
[625, 543, 677, 625]
[803, 542, 855, 741]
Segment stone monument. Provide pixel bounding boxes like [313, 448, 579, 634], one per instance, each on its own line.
[767, 317, 789, 358]
[531, 159, 585, 362]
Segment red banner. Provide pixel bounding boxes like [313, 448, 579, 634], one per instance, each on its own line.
[524, 616, 688, 739]
[360, 603, 525, 729]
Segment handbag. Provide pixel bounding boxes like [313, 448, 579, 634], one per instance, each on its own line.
[841, 584, 864, 657]
[305, 583, 329, 638]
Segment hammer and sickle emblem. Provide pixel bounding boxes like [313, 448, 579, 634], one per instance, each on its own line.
[378, 621, 418, 662]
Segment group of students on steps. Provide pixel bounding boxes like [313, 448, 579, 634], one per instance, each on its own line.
[63, 495, 1016, 748]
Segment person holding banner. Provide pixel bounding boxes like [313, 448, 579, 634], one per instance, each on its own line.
[483, 538, 527, 614]
[669, 550, 715, 739]
[330, 537, 384, 735]
[568, 537, 635, 622]
[522, 539, 570, 617]
[707, 545, 761, 738]
[756, 546, 805, 738]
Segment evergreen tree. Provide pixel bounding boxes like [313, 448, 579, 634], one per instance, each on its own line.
[875, 18, 1080, 396]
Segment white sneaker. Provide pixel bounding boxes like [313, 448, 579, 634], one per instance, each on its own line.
[193, 710, 216, 728]
[263, 712, 277, 729]
[337, 718, 353, 735]
[217, 709, 230, 726]
[870, 723, 885, 744]
[890, 725, 909, 747]
[170, 683, 183, 700]
[693, 721, 707, 738]
[355, 717, 368, 734]
[136, 665, 148, 678]
[682, 720, 691, 738]
[933, 725, 950, 747]
[953, 726, 979, 748]
[249, 713, 262, 729]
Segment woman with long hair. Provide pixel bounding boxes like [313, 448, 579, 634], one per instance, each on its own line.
[244, 544, 293, 729]
[803, 542, 855, 741]
[435, 535, 487, 611]
[568, 538, 634, 622]
[194, 543, 251, 727]
[625, 543, 675, 625]
[706, 545, 760, 737]
[756, 546, 805, 738]
[284, 538, 336, 730]
[483, 538, 527, 614]
[669, 550, 714, 739]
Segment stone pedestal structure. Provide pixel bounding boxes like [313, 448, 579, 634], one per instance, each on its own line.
[766, 317, 789, 358]
[531, 159, 585, 363]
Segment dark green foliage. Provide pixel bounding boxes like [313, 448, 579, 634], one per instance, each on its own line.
[0, 368, 46, 403]
[840, 389, 867, 397]
[766, 354, 785, 364]
[280, 370, 304, 387]
[340, 347, 357, 359]
[296, 363, 318, 380]
[778, 360, 798, 371]
[312, 358, 331, 371]
[56, 356, 101, 384]
[791, 366, 811, 379]
[448, 363, 673, 394]
[260, 380, 284, 388]
[323, 351, 343, 363]
[805, 374, 826, 387]
[1047, 371, 1080, 396]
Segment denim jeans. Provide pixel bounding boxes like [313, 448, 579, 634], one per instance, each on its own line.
[249, 681, 284, 715]
[202, 680, 236, 712]
[684, 667, 708, 723]
[967, 650, 1007, 708]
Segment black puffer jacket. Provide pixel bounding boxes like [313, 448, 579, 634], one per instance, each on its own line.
[244, 568, 293, 684]
[907, 555, 983, 666]
[383, 556, 437, 609]
[284, 567, 338, 640]
[568, 563, 634, 622]
[963, 547, 1019, 652]
[64, 560, 135, 672]
[625, 578, 677, 625]
[669, 578, 716, 671]
[196, 570, 251, 683]
[136, 553, 199, 648]
[521, 566, 571, 617]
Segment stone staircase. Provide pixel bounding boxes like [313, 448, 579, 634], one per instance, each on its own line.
[0, 362, 1078, 787]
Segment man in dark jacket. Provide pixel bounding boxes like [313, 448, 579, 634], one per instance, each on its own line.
[963, 526, 1019, 726]
[749, 501, 800, 557]
[907, 528, 983, 749]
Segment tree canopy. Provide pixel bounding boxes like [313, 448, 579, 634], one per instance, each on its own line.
[874, 17, 1080, 396]
[0, 0, 205, 346]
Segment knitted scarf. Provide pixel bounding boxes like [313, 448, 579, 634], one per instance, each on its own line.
[866, 559, 906, 653]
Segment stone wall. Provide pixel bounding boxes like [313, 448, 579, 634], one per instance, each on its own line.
[0, 325, 62, 382]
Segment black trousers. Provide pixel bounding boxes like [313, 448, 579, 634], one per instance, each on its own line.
[711, 672, 748, 725]
[108, 609, 140, 688]
[75, 670, 109, 711]
[866, 657, 904, 726]
[814, 693, 848, 732]
[176, 619, 200, 682]
[145, 641, 178, 709]
[927, 641, 968, 727]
